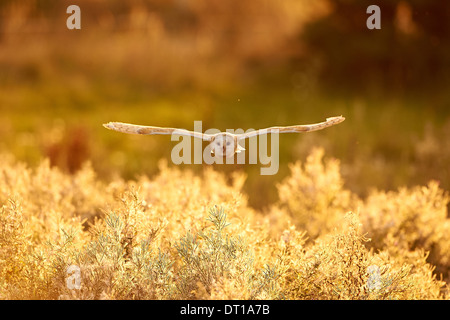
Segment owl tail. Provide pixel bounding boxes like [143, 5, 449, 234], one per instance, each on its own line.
[236, 144, 245, 153]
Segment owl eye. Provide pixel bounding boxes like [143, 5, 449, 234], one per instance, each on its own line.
[216, 142, 221, 146]
[226, 141, 231, 146]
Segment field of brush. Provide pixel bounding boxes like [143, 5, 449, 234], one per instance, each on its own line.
[1, 149, 448, 299]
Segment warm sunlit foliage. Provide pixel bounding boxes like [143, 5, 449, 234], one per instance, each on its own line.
[0, 148, 448, 299]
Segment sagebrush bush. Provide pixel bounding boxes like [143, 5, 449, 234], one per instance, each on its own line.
[0, 149, 448, 299]
[273, 148, 358, 239]
[360, 181, 450, 285]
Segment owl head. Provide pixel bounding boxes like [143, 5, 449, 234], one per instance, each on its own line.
[210, 133, 245, 157]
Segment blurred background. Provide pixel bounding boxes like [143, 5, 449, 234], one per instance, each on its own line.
[1, 0, 449, 209]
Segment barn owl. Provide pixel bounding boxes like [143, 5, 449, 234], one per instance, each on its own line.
[103, 116, 345, 157]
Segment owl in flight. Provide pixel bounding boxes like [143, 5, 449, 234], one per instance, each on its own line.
[103, 116, 345, 158]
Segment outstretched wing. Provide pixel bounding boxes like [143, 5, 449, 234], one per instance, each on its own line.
[237, 116, 345, 140]
[103, 122, 214, 141]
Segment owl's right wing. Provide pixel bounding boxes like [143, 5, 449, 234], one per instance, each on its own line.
[103, 122, 214, 141]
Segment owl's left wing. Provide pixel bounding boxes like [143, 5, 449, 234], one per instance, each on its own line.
[237, 116, 345, 140]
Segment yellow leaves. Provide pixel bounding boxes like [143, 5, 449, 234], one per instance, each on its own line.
[361, 180, 450, 283]
[0, 150, 448, 299]
[274, 147, 357, 239]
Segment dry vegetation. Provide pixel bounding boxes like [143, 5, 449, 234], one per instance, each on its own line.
[0, 148, 448, 300]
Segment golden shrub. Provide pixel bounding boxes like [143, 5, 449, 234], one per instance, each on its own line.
[361, 181, 450, 283]
[272, 148, 358, 239]
[0, 149, 448, 299]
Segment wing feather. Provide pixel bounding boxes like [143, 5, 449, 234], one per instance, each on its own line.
[237, 116, 345, 140]
[103, 122, 213, 141]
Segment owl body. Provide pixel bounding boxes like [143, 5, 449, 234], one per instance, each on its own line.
[209, 133, 245, 157]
